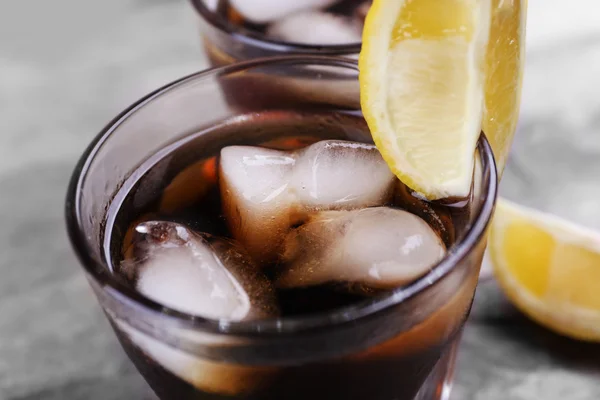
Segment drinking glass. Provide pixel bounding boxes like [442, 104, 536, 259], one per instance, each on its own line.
[65, 56, 497, 400]
[189, 0, 362, 66]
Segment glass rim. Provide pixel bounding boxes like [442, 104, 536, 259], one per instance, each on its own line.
[189, 0, 362, 55]
[65, 55, 498, 337]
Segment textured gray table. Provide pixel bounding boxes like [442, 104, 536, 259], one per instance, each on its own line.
[1, 1, 599, 399]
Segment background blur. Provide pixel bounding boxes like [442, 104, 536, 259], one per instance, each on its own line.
[1, 0, 599, 399]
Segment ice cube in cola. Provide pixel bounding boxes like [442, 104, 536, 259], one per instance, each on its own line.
[277, 207, 446, 292]
[107, 111, 477, 400]
[219, 140, 395, 265]
[122, 220, 279, 320]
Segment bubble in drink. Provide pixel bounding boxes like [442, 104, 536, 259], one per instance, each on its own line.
[125, 220, 278, 320]
[277, 208, 446, 290]
[219, 140, 395, 264]
[229, 0, 342, 24]
[266, 11, 362, 45]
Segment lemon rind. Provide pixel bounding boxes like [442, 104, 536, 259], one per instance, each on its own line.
[491, 198, 600, 342]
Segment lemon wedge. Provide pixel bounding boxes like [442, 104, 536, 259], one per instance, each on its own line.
[490, 198, 600, 342]
[360, 0, 527, 199]
[483, 0, 527, 175]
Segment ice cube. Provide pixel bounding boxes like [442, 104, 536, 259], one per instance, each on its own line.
[267, 11, 362, 45]
[230, 0, 341, 24]
[292, 140, 394, 208]
[219, 141, 396, 264]
[127, 221, 278, 320]
[219, 146, 305, 265]
[277, 208, 446, 290]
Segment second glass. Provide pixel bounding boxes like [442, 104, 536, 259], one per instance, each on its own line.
[190, 0, 363, 66]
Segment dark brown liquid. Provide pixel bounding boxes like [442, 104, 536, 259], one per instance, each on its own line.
[107, 111, 474, 400]
[114, 323, 457, 400]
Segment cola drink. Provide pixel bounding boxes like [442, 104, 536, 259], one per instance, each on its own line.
[191, 0, 369, 66]
[106, 111, 479, 400]
[67, 58, 496, 400]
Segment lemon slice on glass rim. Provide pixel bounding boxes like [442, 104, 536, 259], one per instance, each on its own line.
[359, 0, 526, 199]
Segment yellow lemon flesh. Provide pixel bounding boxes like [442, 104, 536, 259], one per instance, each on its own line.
[490, 199, 600, 342]
[360, 0, 526, 199]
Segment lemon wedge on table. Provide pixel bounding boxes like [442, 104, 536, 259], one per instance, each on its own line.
[359, 0, 527, 199]
[490, 199, 600, 342]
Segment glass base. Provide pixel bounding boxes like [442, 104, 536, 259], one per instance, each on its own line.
[413, 336, 460, 400]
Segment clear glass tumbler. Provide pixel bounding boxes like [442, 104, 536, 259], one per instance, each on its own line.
[65, 56, 497, 400]
[189, 0, 362, 66]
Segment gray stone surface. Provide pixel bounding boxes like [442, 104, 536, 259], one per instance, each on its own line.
[0, 0, 598, 399]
